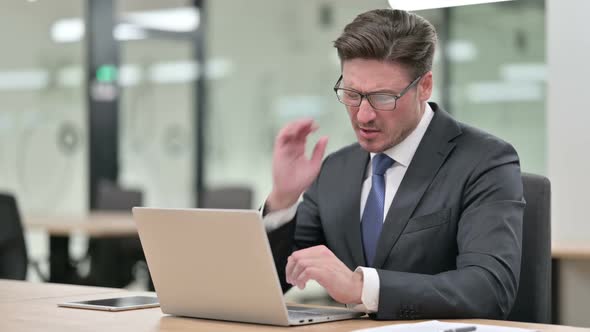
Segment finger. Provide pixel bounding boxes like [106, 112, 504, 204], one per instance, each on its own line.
[286, 254, 312, 285]
[277, 119, 314, 144]
[310, 136, 329, 166]
[289, 257, 321, 285]
[295, 267, 320, 290]
[295, 269, 309, 289]
[292, 121, 319, 142]
[286, 254, 309, 284]
[286, 247, 324, 284]
[286, 256, 295, 284]
[288, 250, 332, 285]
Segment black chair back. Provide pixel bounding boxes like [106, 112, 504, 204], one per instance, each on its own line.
[508, 173, 552, 323]
[96, 180, 143, 211]
[0, 193, 28, 280]
[201, 186, 253, 209]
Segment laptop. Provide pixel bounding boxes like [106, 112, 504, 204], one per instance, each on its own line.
[132, 207, 363, 326]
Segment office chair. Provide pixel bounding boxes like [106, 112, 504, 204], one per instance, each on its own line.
[0, 193, 28, 280]
[200, 186, 253, 209]
[507, 173, 552, 323]
[84, 180, 145, 288]
[95, 180, 143, 211]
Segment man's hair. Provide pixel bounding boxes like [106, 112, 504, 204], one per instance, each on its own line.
[334, 9, 438, 79]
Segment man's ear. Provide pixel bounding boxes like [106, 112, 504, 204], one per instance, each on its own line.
[418, 71, 433, 102]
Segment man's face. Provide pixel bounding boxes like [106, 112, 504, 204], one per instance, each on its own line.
[341, 59, 432, 153]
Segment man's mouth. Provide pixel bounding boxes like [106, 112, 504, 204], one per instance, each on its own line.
[358, 127, 380, 139]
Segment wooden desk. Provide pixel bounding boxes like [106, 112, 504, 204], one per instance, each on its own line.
[0, 279, 122, 303]
[0, 281, 586, 332]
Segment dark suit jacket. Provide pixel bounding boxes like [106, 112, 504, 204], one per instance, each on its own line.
[267, 102, 524, 320]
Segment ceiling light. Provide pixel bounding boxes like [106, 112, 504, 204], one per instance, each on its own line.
[113, 23, 147, 41]
[0, 70, 49, 91]
[51, 7, 199, 43]
[56, 66, 82, 87]
[51, 18, 84, 43]
[500, 63, 547, 82]
[124, 7, 199, 32]
[467, 81, 542, 103]
[446, 40, 478, 62]
[388, 0, 513, 11]
[119, 65, 143, 86]
[149, 61, 199, 84]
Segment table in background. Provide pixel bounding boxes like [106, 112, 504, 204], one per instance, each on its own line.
[551, 243, 590, 325]
[1, 280, 587, 332]
[25, 212, 136, 284]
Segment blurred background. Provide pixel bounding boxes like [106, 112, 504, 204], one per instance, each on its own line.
[1, 0, 588, 327]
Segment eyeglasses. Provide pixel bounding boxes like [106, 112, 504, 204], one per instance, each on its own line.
[333, 74, 423, 111]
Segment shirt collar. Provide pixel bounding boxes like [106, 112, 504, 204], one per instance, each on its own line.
[370, 102, 435, 168]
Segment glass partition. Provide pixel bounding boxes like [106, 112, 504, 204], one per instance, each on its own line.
[0, 1, 87, 215]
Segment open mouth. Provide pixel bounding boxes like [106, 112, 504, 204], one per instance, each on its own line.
[358, 127, 380, 139]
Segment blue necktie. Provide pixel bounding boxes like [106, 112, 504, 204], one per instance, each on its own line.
[361, 153, 394, 266]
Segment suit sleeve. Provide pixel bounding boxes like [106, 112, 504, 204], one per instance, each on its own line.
[266, 158, 328, 293]
[374, 142, 524, 320]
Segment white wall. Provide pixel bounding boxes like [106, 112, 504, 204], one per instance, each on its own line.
[547, 0, 590, 327]
[547, 0, 590, 242]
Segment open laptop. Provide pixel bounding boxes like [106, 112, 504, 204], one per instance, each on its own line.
[132, 207, 363, 326]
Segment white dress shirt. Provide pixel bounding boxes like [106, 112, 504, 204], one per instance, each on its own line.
[262, 103, 435, 312]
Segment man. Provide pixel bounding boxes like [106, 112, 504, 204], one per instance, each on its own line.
[264, 9, 524, 320]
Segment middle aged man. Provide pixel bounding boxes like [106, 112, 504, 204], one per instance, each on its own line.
[263, 9, 524, 320]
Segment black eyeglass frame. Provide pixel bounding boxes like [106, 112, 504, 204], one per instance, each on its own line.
[333, 74, 424, 111]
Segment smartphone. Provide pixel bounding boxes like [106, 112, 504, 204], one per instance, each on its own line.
[58, 296, 159, 311]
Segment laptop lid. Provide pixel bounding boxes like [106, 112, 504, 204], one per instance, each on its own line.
[132, 207, 291, 326]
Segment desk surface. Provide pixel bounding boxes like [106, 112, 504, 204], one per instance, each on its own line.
[0, 279, 123, 303]
[0, 280, 586, 332]
[25, 212, 136, 237]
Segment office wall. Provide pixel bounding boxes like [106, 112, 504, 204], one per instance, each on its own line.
[547, 0, 590, 327]
[0, 1, 87, 215]
[547, 0, 590, 242]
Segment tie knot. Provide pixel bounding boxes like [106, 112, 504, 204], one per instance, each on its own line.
[372, 153, 394, 176]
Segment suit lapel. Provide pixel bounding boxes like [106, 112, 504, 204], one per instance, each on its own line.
[341, 147, 370, 267]
[372, 105, 462, 268]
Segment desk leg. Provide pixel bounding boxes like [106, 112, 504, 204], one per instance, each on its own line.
[551, 258, 560, 324]
[49, 235, 79, 284]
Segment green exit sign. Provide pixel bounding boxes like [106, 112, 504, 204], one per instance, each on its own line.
[96, 65, 118, 83]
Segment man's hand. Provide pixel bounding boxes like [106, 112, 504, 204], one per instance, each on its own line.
[266, 119, 328, 212]
[285, 245, 363, 305]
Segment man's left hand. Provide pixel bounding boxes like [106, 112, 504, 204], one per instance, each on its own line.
[285, 245, 363, 304]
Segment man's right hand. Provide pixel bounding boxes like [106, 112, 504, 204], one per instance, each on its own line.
[266, 119, 328, 213]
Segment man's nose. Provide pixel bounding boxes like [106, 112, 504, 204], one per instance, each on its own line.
[356, 98, 377, 123]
